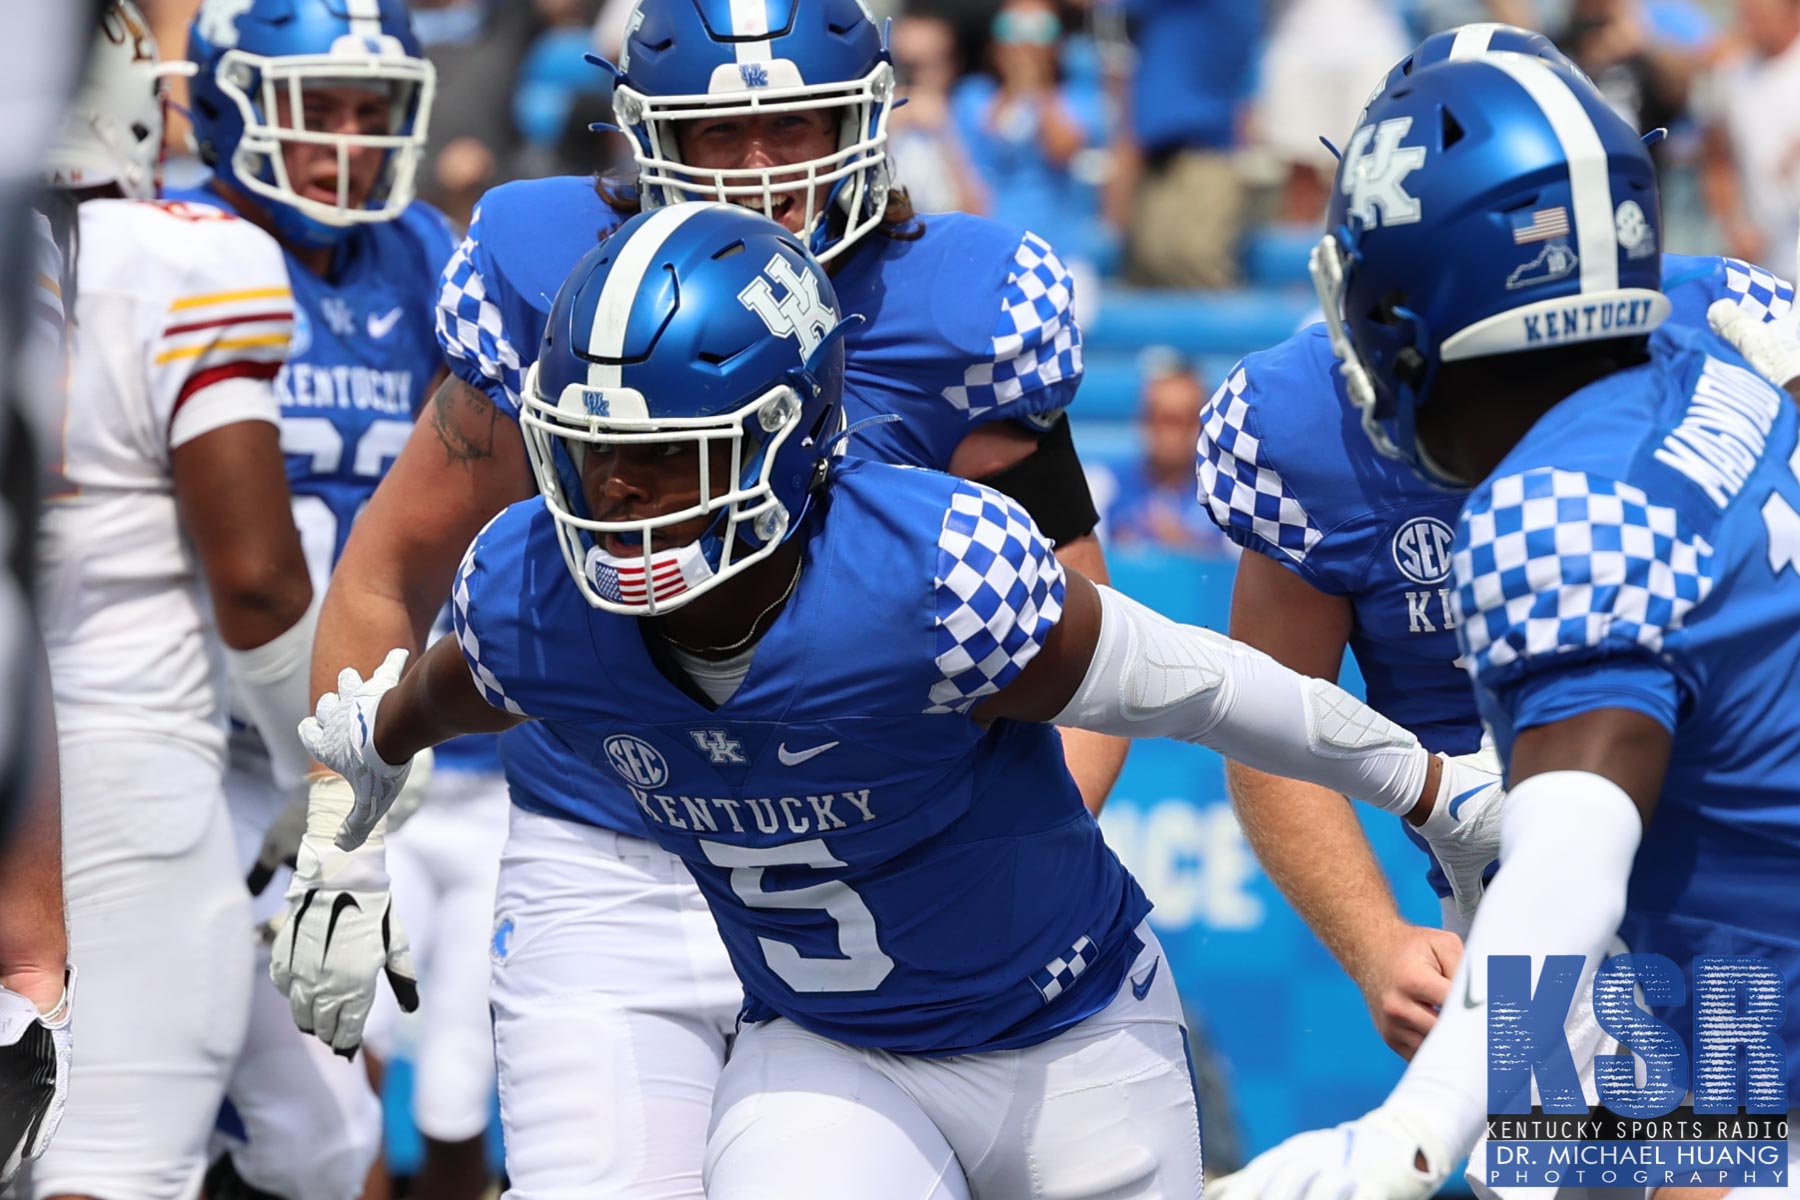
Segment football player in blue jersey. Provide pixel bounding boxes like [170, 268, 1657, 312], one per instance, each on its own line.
[172, 3, 491, 1198]
[1212, 51, 1800, 1200]
[283, 0, 1140, 1193]
[283, 201, 1508, 1200]
[1199, 22, 1798, 1068]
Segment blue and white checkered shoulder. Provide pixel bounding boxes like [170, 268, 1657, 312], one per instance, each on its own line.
[450, 522, 527, 717]
[1194, 364, 1323, 562]
[926, 483, 1067, 715]
[1452, 467, 1715, 682]
[435, 205, 527, 415]
[1718, 257, 1795, 324]
[941, 230, 1083, 423]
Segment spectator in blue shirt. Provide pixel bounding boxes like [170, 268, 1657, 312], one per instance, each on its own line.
[1097, 353, 1235, 554]
[953, 0, 1106, 278]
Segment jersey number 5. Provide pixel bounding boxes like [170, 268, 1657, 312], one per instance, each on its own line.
[699, 838, 894, 993]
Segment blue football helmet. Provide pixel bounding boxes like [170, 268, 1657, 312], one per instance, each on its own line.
[609, 0, 895, 264]
[187, 0, 435, 247]
[1368, 22, 1584, 108]
[521, 203, 845, 615]
[1312, 52, 1669, 487]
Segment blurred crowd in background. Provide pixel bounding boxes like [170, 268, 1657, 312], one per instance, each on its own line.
[130, 0, 1800, 556]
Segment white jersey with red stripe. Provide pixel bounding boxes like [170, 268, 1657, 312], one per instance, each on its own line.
[37, 197, 293, 761]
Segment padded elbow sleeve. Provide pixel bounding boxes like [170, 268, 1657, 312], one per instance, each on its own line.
[1051, 583, 1429, 811]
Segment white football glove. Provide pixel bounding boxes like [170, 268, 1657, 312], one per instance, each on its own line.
[297, 648, 412, 852]
[1708, 297, 1800, 388]
[1415, 746, 1505, 931]
[269, 774, 418, 1057]
[1209, 1104, 1451, 1200]
[0, 969, 74, 1186]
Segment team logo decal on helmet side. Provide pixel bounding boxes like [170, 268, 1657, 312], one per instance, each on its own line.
[196, 0, 254, 48]
[1342, 117, 1426, 229]
[739, 255, 836, 359]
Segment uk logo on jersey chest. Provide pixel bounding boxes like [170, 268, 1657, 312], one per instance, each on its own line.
[690, 729, 746, 764]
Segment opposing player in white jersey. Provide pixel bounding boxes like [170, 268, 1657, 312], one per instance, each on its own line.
[172, 1, 463, 1195]
[32, 7, 317, 1198]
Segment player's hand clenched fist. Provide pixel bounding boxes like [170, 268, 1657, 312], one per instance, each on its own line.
[1209, 1104, 1450, 1200]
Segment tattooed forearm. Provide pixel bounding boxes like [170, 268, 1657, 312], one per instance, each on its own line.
[430, 374, 502, 465]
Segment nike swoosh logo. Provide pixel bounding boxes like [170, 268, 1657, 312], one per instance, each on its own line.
[777, 740, 839, 766]
[323, 892, 360, 959]
[1131, 956, 1161, 1001]
[366, 306, 404, 338]
[1447, 783, 1489, 821]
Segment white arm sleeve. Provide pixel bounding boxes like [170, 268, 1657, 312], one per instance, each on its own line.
[1051, 583, 1430, 812]
[1385, 769, 1643, 1156]
[226, 588, 320, 792]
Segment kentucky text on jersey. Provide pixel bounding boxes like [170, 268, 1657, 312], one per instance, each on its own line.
[452, 461, 1150, 1055]
[277, 361, 415, 415]
[630, 785, 877, 834]
[1522, 296, 1660, 346]
[1652, 356, 1781, 508]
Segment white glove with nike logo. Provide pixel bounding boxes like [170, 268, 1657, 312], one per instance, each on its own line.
[1416, 746, 1506, 932]
[269, 773, 418, 1057]
[1208, 1102, 1451, 1200]
[297, 649, 413, 852]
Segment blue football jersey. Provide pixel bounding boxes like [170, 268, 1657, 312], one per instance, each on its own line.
[1195, 254, 1795, 893]
[1454, 325, 1800, 1101]
[452, 458, 1150, 1055]
[436, 176, 1087, 833]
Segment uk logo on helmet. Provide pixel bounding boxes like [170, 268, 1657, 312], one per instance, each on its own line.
[738, 255, 835, 359]
[196, 0, 253, 48]
[1342, 117, 1426, 229]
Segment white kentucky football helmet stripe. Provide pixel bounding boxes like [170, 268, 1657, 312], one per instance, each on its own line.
[729, 0, 773, 65]
[584, 202, 718, 389]
[343, 0, 383, 39]
[1447, 23, 1502, 57]
[1482, 53, 1619, 296]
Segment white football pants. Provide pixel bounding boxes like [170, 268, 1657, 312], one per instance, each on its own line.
[364, 764, 510, 1141]
[704, 925, 1204, 1200]
[218, 745, 382, 1200]
[32, 736, 252, 1200]
[490, 807, 741, 1200]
